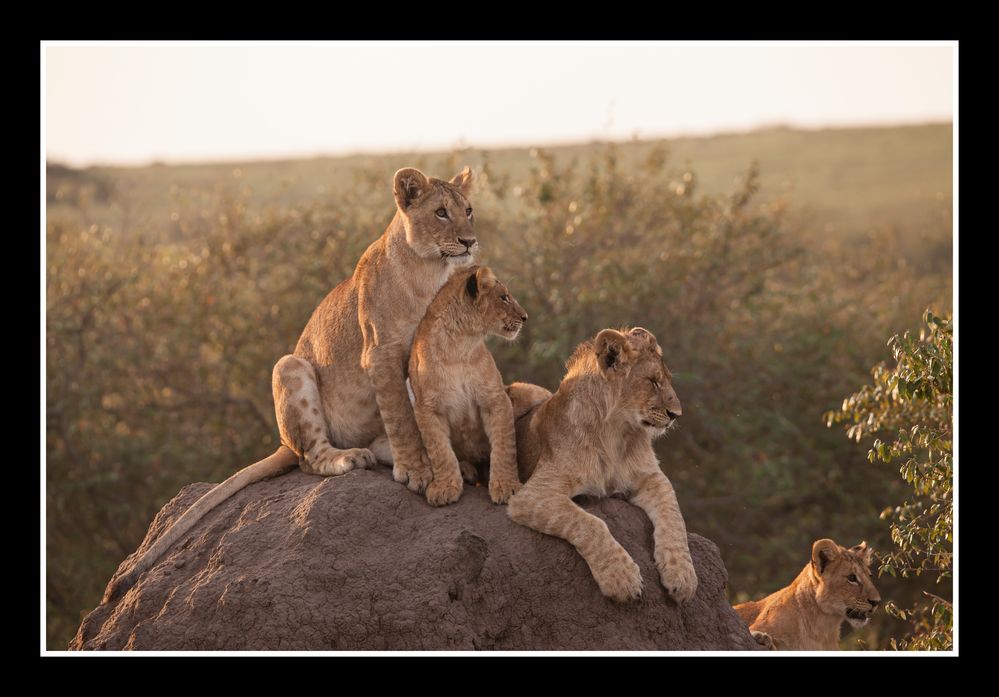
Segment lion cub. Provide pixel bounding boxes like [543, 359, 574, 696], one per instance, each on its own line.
[506, 327, 697, 604]
[733, 539, 882, 650]
[408, 265, 529, 506]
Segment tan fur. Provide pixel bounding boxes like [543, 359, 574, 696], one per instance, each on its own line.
[408, 266, 529, 506]
[103, 167, 478, 603]
[282, 166, 478, 488]
[506, 382, 554, 420]
[506, 327, 696, 603]
[733, 539, 881, 650]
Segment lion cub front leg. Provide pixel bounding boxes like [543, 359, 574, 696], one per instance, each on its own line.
[414, 406, 464, 506]
[480, 392, 521, 504]
[629, 469, 698, 603]
[508, 475, 643, 602]
[273, 355, 376, 475]
[363, 345, 432, 492]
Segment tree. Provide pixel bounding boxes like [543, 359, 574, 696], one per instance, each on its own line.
[825, 310, 953, 650]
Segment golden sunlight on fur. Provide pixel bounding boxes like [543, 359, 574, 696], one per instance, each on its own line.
[505, 327, 696, 603]
[408, 266, 529, 506]
[102, 167, 477, 603]
[282, 165, 478, 485]
[733, 539, 882, 650]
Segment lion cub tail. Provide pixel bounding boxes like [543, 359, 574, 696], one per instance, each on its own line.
[101, 446, 299, 604]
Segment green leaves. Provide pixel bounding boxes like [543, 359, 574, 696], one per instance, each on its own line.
[826, 310, 953, 650]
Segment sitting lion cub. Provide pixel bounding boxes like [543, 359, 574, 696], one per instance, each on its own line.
[408, 265, 529, 506]
[506, 327, 697, 604]
[733, 539, 882, 650]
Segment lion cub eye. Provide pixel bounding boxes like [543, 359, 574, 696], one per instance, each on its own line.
[466, 207, 473, 218]
[436, 208, 448, 219]
[500, 294, 510, 303]
[847, 574, 859, 584]
[649, 378, 661, 390]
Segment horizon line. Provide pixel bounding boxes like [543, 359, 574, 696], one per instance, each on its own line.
[45, 119, 953, 171]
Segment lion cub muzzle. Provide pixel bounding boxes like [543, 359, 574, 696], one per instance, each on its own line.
[846, 597, 880, 626]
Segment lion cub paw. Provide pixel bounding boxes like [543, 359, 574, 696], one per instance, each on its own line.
[393, 452, 433, 493]
[314, 447, 376, 476]
[458, 460, 479, 484]
[425, 472, 463, 506]
[488, 476, 522, 505]
[593, 547, 644, 602]
[657, 553, 698, 604]
[751, 630, 776, 650]
[405, 466, 434, 494]
[394, 465, 433, 494]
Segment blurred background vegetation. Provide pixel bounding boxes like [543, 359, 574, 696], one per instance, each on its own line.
[46, 123, 953, 650]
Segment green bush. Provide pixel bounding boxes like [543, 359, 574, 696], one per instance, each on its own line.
[826, 311, 953, 650]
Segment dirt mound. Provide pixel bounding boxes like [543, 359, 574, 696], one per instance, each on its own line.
[71, 466, 759, 650]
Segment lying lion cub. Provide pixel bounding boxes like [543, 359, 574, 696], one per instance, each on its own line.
[733, 539, 881, 650]
[506, 327, 697, 604]
[408, 265, 528, 506]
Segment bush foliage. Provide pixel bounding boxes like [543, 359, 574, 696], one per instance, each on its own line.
[826, 311, 953, 650]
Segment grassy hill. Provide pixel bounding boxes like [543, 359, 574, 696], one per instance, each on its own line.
[48, 123, 952, 267]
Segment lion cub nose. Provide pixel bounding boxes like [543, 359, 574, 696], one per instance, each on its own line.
[869, 598, 880, 608]
[666, 409, 681, 421]
[458, 237, 476, 249]
[520, 312, 528, 322]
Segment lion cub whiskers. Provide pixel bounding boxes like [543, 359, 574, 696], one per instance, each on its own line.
[408, 266, 529, 506]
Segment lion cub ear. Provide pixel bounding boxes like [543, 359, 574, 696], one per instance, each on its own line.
[450, 166, 474, 196]
[594, 329, 635, 378]
[476, 266, 496, 289]
[628, 327, 662, 356]
[811, 538, 840, 574]
[394, 168, 429, 210]
[466, 266, 495, 300]
[851, 541, 875, 567]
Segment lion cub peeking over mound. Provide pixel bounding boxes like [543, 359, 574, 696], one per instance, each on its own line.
[506, 327, 697, 604]
[733, 539, 881, 650]
[408, 266, 529, 506]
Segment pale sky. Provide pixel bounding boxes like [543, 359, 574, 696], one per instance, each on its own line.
[44, 42, 955, 167]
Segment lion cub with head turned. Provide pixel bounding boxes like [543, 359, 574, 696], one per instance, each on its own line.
[505, 327, 697, 604]
[733, 539, 881, 650]
[408, 265, 528, 506]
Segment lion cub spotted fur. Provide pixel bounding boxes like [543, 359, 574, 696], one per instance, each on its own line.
[506, 327, 697, 604]
[408, 266, 529, 506]
[276, 166, 479, 489]
[102, 166, 478, 603]
[733, 539, 882, 650]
